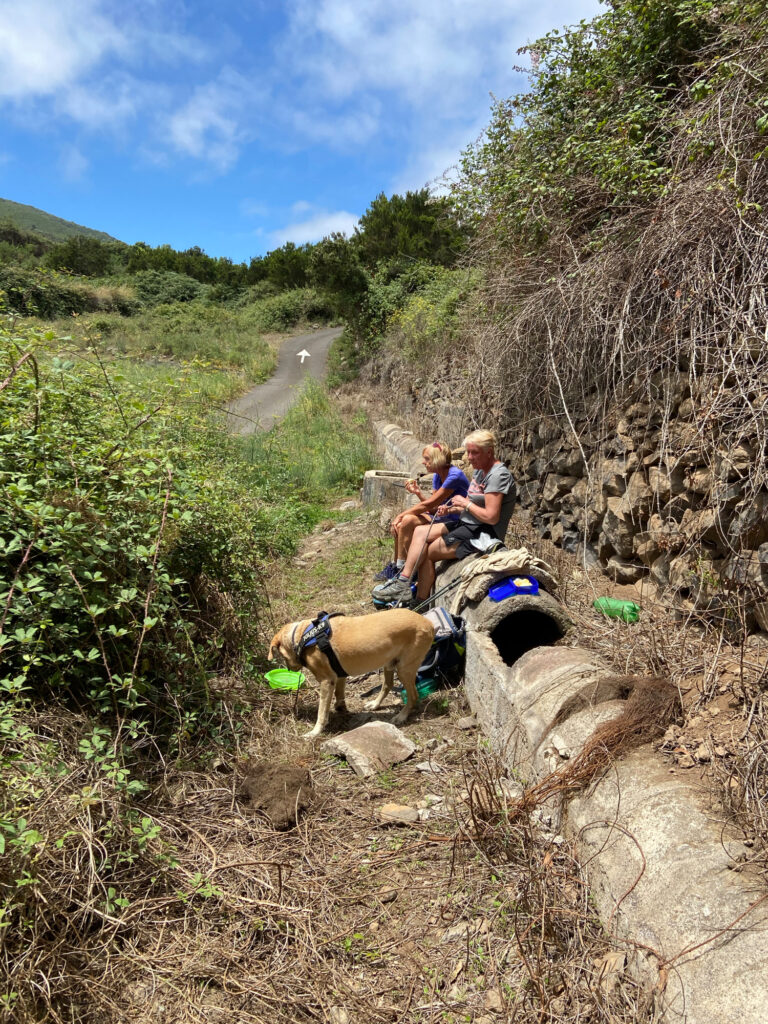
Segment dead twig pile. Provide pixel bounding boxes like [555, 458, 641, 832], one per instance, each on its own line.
[1, 691, 659, 1024]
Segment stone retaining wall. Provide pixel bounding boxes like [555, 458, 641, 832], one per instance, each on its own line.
[370, 410, 768, 633]
[509, 396, 768, 632]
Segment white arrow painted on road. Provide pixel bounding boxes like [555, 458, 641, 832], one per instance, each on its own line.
[297, 349, 311, 363]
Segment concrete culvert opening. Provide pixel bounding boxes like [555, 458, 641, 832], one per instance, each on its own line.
[490, 607, 566, 667]
[462, 589, 573, 667]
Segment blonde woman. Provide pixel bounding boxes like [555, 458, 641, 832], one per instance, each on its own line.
[373, 441, 469, 581]
[374, 430, 515, 603]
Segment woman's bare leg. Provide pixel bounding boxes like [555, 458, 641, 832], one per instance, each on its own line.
[416, 535, 458, 600]
[393, 513, 427, 561]
[401, 522, 447, 579]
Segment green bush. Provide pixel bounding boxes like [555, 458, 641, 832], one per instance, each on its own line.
[388, 267, 480, 362]
[241, 287, 333, 331]
[0, 265, 94, 317]
[132, 269, 203, 306]
[0, 317, 269, 738]
[0, 266, 138, 318]
[455, 0, 727, 247]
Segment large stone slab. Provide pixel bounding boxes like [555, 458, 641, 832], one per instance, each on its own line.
[321, 722, 416, 778]
[569, 750, 768, 1024]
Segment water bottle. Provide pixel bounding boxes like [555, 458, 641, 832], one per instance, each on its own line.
[592, 597, 640, 623]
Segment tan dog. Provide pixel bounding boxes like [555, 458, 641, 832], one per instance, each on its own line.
[268, 608, 434, 738]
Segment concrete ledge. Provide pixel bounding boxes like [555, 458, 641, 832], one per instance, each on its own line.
[362, 470, 432, 513]
[374, 421, 427, 477]
[570, 751, 768, 1023]
[463, 629, 768, 1024]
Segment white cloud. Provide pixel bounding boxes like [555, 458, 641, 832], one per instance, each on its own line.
[57, 75, 162, 130]
[0, 0, 208, 135]
[270, 207, 359, 247]
[166, 70, 251, 171]
[60, 144, 89, 182]
[274, 0, 603, 175]
[240, 198, 269, 218]
[391, 114, 491, 195]
[0, 0, 605, 182]
[282, 0, 601, 110]
[289, 102, 381, 149]
[0, 0, 126, 100]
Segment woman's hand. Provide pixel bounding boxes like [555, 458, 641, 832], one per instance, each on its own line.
[450, 495, 469, 511]
[404, 479, 420, 496]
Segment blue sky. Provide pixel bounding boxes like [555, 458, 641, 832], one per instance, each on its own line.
[0, 0, 603, 263]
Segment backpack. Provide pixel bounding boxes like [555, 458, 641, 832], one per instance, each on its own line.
[417, 607, 466, 687]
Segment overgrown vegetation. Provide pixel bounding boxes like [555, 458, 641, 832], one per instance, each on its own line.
[0, 310, 374, 1022]
[450, 0, 768, 447]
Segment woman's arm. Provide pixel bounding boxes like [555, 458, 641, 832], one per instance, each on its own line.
[450, 491, 503, 525]
[393, 485, 456, 526]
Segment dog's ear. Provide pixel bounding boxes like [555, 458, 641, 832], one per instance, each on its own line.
[267, 631, 282, 661]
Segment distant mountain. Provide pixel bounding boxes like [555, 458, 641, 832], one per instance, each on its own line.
[0, 198, 120, 244]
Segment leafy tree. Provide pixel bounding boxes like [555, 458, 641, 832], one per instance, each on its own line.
[45, 235, 117, 277]
[263, 242, 313, 290]
[355, 190, 466, 270]
[0, 221, 50, 257]
[309, 234, 369, 325]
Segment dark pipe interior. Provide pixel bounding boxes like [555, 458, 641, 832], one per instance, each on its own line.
[490, 609, 565, 667]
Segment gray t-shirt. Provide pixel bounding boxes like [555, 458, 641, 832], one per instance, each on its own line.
[461, 462, 517, 541]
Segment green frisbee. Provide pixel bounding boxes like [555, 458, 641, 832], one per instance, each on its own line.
[264, 669, 306, 692]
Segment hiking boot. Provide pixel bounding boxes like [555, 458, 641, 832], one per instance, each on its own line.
[373, 561, 399, 581]
[372, 575, 413, 604]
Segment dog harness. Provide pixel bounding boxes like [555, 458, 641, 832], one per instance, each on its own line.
[293, 611, 347, 677]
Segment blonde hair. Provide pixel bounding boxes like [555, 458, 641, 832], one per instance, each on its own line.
[463, 429, 496, 454]
[422, 441, 452, 470]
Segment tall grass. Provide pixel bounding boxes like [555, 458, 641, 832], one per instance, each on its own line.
[79, 302, 274, 376]
[242, 378, 374, 501]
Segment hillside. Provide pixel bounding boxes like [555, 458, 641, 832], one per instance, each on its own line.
[0, 196, 118, 243]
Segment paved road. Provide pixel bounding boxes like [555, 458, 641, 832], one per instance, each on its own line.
[226, 326, 343, 435]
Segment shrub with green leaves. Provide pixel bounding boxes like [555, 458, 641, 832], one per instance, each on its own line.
[455, 0, 728, 248]
[132, 269, 203, 306]
[240, 287, 333, 332]
[0, 317, 269, 736]
[0, 265, 135, 318]
[387, 266, 480, 363]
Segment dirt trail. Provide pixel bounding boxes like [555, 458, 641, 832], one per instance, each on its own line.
[121, 504, 764, 1022]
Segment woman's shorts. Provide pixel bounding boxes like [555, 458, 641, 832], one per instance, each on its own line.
[434, 513, 460, 525]
[442, 520, 497, 560]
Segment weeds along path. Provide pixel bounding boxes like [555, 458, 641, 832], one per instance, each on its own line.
[226, 326, 342, 434]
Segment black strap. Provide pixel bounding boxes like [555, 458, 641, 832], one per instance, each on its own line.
[296, 612, 347, 677]
[315, 631, 347, 678]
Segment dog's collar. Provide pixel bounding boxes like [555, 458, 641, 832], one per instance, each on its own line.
[289, 621, 304, 657]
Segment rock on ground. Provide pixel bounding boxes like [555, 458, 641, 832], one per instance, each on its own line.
[321, 721, 416, 778]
